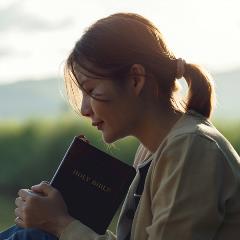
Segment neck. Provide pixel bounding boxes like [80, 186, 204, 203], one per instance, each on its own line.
[133, 108, 183, 153]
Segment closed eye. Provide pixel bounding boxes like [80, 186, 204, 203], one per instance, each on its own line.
[79, 83, 110, 102]
[82, 88, 109, 101]
[86, 88, 102, 97]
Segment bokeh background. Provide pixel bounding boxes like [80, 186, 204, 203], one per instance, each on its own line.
[0, 0, 240, 232]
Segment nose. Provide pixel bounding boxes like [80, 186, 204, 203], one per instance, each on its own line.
[80, 95, 93, 117]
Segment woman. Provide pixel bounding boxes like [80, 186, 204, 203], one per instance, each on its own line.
[1, 12, 240, 240]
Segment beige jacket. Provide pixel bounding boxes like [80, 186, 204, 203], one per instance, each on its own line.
[60, 110, 240, 240]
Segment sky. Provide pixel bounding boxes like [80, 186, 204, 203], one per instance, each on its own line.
[0, 0, 240, 84]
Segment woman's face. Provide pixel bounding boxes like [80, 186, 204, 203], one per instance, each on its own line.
[77, 70, 139, 143]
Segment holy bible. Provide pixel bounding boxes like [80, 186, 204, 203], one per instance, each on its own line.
[50, 136, 136, 235]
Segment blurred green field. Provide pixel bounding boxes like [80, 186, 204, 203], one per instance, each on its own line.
[0, 196, 15, 230]
[0, 115, 139, 231]
[0, 116, 239, 232]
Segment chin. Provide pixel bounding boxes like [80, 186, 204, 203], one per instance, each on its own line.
[102, 134, 118, 144]
[102, 130, 126, 144]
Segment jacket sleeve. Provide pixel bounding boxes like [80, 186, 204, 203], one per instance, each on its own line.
[145, 133, 235, 240]
[60, 220, 116, 240]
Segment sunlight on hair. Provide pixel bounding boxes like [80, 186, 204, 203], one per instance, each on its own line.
[64, 65, 83, 115]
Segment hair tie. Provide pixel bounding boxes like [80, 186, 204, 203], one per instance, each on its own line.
[176, 58, 186, 79]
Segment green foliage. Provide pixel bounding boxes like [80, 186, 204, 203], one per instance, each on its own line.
[214, 119, 240, 154]
[0, 196, 15, 231]
[0, 116, 139, 195]
[0, 116, 139, 230]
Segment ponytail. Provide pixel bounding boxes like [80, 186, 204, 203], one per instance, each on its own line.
[183, 63, 216, 118]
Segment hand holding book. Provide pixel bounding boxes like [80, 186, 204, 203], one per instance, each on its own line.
[16, 182, 75, 237]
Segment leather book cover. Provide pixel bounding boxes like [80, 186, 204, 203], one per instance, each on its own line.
[50, 136, 136, 235]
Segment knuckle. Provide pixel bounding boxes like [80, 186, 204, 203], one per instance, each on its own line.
[14, 208, 19, 216]
[15, 197, 21, 205]
[14, 218, 21, 226]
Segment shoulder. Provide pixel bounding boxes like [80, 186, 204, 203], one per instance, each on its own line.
[152, 132, 222, 172]
[149, 132, 236, 197]
[162, 110, 239, 162]
[154, 112, 219, 163]
[150, 110, 238, 180]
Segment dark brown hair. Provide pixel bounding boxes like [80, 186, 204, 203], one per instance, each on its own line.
[65, 12, 215, 118]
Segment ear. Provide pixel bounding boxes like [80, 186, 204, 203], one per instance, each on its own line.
[128, 64, 146, 96]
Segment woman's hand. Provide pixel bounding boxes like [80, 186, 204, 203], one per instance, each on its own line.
[15, 181, 75, 237]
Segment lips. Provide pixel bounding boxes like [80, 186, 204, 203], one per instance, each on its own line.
[92, 121, 104, 130]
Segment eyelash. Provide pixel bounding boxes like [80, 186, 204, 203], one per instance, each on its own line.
[79, 85, 109, 102]
[83, 88, 100, 98]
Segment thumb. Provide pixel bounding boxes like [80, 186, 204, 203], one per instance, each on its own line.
[31, 181, 52, 195]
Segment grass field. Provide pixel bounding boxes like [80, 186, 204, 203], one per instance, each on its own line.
[0, 196, 15, 231]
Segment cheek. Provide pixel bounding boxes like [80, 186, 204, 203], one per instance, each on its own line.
[91, 100, 108, 117]
[96, 103, 137, 143]
[106, 104, 136, 132]
[91, 97, 137, 131]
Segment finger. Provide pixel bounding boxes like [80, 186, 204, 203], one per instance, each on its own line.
[18, 189, 32, 200]
[15, 216, 25, 228]
[31, 180, 49, 189]
[25, 188, 44, 197]
[42, 180, 49, 184]
[15, 197, 25, 207]
[31, 181, 53, 195]
[14, 207, 24, 220]
[30, 183, 43, 193]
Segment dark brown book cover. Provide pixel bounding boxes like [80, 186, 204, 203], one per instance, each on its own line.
[50, 136, 136, 235]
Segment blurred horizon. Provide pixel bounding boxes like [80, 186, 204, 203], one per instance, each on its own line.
[1, 67, 240, 121]
[0, 0, 240, 84]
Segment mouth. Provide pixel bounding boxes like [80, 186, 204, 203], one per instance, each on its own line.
[92, 121, 104, 130]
